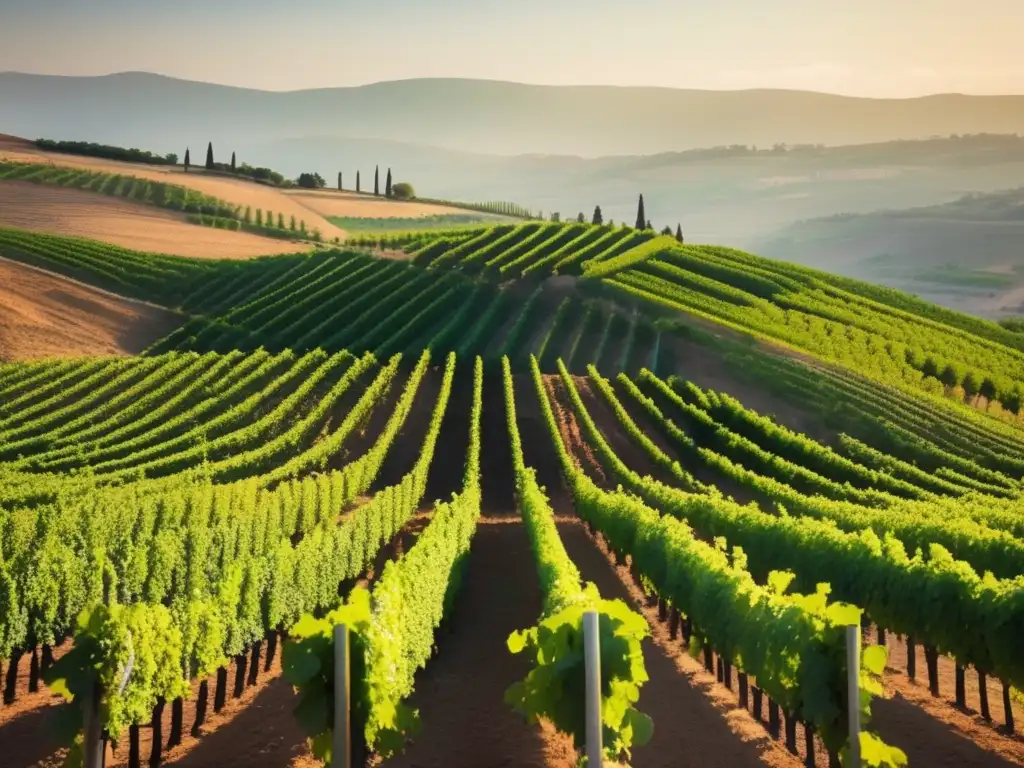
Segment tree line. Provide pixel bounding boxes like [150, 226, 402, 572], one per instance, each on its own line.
[557, 195, 684, 242]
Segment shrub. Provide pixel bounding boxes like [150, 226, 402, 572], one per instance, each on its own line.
[296, 172, 326, 189]
[391, 182, 415, 199]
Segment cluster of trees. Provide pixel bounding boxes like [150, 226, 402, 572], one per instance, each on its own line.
[297, 172, 326, 189]
[571, 198, 683, 242]
[35, 139, 177, 165]
[183, 143, 287, 185]
[335, 165, 413, 198]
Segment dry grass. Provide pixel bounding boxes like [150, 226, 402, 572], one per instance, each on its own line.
[0, 258, 182, 361]
[0, 181, 311, 258]
[0, 135, 345, 241]
[284, 189, 477, 219]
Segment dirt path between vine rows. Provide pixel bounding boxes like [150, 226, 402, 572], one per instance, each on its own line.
[385, 371, 577, 768]
[519, 372, 801, 768]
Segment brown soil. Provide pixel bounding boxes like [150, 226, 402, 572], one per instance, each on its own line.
[542, 375, 607, 485]
[869, 628, 1024, 766]
[6, 650, 306, 768]
[384, 373, 577, 768]
[557, 518, 802, 768]
[0, 138, 344, 241]
[573, 374, 671, 484]
[658, 334, 833, 445]
[0, 258, 182, 361]
[326, 367, 407, 472]
[520, 373, 801, 766]
[366, 368, 443, 493]
[0, 180, 310, 258]
[421, 365, 473, 504]
[285, 190, 476, 220]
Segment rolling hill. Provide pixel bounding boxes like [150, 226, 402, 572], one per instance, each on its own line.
[755, 186, 1024, 318]
[5, 71, 1024, 158]
[2, 201, 1024, 766]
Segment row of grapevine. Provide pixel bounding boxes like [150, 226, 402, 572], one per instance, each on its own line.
[548, 358, 1024, 696]
[284, 353, 482, 760]
[6, 354, 459, 759]
[527, 356, 904, 764]
[501, 356, 653, 763]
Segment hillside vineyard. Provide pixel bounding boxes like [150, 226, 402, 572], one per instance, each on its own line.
[2, 219, 1024, 768]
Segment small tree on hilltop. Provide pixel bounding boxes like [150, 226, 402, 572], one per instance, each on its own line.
[592, 205, 603, 225]
[296, 172, 326, 189]
[646, 219, 652, 230]
[338, 172, 342, 191]
[205, 142, 214, 170]
[392, 182, 415, 199]
[231, 152, 236, 172]
[356, 171, 361, 193]
[184, 148, 190, 173]
[660, 225, 673, 236]
[635, 194, 646, 229]
[577, 212, 585, 223]
[675, 223, 683, 242]
[385, 168, 392, 198]
[374, 165, 380, 196]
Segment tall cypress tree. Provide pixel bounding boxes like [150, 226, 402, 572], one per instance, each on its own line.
[184, 148, 190, 173]
[356, 171, 361, 192]
[205, 142, 214, 170]
[592, 205, 603, 225]
[374, 165, 380, 196]
[675, 223, 683, 242]
[385, 168, 392, 198]
[635, 194, 646, 229]
[338, 172, 342, 191]
[230, 152, 236, 171]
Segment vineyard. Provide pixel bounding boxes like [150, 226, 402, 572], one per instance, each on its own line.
[1, 218, 1023, 768]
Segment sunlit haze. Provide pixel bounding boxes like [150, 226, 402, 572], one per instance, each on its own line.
[2, 0, 1023, 96]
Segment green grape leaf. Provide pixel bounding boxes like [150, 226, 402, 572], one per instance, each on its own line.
[624, 707, 654, 747]
[282, 643, 322, 686]
[507, 628, 530, 655]
[862, 645, 888, 677]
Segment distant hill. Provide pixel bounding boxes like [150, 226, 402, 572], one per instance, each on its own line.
[754, 187, 1024, 317]
[5, 71, 1024, 158]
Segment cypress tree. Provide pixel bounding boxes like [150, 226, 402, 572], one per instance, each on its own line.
[385, 168, 392, 198]
[184, 148, 190, 173]
[646, 219, 652, 230]
[357, 171, 361, 193]
[592, 205, 603, 225]
[231, 152, 236, 172]
[635, 194, 646, 229]
[374, 165, 379, 196]
[205, 142, 214, 170]
[675, 223, 683, 242]
[338, 172, 342, 191]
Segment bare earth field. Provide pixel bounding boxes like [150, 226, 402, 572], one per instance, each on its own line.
[0, 258, 181, 360]
[0, 135, 346, 241]
[0, 181, 309, 258]
[285, 189, 476, 219]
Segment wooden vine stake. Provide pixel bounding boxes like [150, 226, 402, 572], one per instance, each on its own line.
[583, 610, 603, 768]
[333, 624, 352, 768]
[846, 625, 861, 768]
[83, 679, 106, 768]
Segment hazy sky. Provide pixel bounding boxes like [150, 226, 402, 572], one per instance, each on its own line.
[2, 0, 1022, 97]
